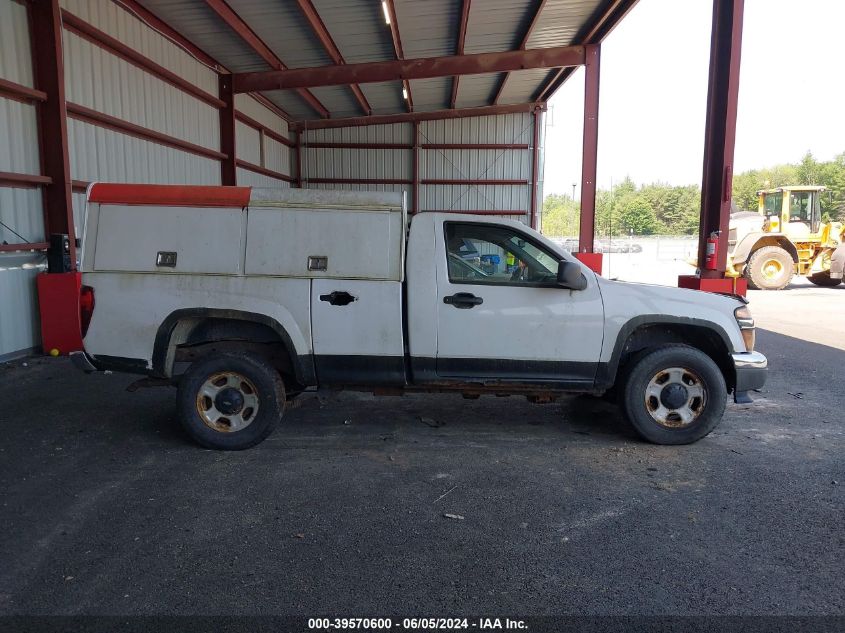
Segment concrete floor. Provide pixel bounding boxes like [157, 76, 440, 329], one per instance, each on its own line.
[0, 287, 843, 617]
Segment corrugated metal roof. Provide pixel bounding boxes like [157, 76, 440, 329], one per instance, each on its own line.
[132, 0, 629, 121]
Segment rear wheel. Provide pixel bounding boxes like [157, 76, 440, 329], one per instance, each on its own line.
[177, 351, 285, 450]
[807, 271, 841, 287]
[621, 346, 726, 445]
[746, 246, 794, 290]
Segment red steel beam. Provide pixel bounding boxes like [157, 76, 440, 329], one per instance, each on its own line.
[61, 10, 225, 109]
[235, 159, 295, 183]
[0, 77, 47, 103]
[529, 106, 541, 229]
[293, 0, 372, 115]
[696, 0, 744, 278]
[413, 121, 420, 214]
[422, 143, 529, 150]
[307, 178, 413, 185]
[422, 179, 528, 186]
[234, 46, 586, 93]
[536, 0, 638, 102]
[235, 112, 295, 147]
[578, 44, 600, 253]
[450, 0, 472, 109]
[0, 242, 50, 253]
[382, 0, 413, 113]
[32, 0, 76, 267]
[0, 172, 52, 188]
[114, 0, 222, 70]
[219, 74, 237, 185]
[493, 0, 548, 105]
[304, 142, 412, 150]
[66, 102, 227, 161]
[290, 102, 545, 131]
[203, 0, 330, 118]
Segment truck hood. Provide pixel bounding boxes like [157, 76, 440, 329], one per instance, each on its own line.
[595, 276, 747, 353]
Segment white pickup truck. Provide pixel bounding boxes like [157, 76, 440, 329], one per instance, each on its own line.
[71, 184, 767, 450]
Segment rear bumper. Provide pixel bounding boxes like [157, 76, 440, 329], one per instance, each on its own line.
[732, 351, 768, 398]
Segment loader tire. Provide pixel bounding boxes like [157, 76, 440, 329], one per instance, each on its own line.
[746, 246, 794, 290]
[807, 271, 841, 287]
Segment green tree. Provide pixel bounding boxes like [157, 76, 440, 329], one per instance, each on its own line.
[618, 196, 659, 235]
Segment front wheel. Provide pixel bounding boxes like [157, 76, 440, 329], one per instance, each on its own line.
[621, 346, 726, 445]
[176, 352, 286, 450]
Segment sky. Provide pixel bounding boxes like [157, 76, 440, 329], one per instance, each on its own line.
[543, 0, 845, 196]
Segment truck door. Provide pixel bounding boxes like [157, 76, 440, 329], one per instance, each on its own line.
[311, 279, 406, 385]
[432, 220, 604, 385]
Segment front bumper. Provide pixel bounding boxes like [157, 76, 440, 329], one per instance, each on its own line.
[731, 351, 768, 401]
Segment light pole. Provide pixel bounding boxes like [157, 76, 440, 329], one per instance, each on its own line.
[571, 183, 577, 201]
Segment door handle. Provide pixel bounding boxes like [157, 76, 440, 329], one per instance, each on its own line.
[319, 291, 356, 306]
[443, 292, 483, 309]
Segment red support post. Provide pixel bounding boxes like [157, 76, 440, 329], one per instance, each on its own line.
[529, 106, 541, 229]
[31, 0, 75, 267]
[413, 121, 420, 214]
[219, 74, 237, 186]
[692, 0, 744, 282]
[578, 44, 600, 257]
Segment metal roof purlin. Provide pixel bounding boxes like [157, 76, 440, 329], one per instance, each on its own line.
[535, 0, 638, 102]
[383, 0, 413, 113]
[450, 0, 472, 109]
[292, 0, 372, 116]
[233, 45, 586, 93]
[493, 0, 549, 105]
[203, 0, 331, 118]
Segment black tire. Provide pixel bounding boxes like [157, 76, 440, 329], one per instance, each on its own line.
[176, 352, 285, 450]
[620, 345, 726, 445]
[745, 246, 794, 290]
[807, 271, 841, 287]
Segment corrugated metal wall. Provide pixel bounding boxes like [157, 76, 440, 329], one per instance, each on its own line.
[0, 0, 294, 358]
[300, 112, 539, 223]
[0, 0, 46, 359]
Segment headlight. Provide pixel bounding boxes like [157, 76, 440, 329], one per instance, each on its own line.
[734, 305, 755, 351]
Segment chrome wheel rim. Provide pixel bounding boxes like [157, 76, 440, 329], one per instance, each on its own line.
[644, 366, 706, 428]
[195, 371, 260, 432]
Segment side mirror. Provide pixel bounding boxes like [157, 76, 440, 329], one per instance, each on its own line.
[557, 260, 587, 290]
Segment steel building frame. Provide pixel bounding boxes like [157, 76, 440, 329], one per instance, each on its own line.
[0, 0, 745, 285]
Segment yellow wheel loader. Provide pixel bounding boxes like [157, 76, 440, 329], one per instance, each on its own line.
[727, 186, 844, 290]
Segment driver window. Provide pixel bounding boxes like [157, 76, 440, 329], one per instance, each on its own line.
[444, 223, 558, 285]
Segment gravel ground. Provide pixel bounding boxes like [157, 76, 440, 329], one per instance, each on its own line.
[1, 280, 843, 619]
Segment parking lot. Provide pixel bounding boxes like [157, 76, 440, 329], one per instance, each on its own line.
[1, 281, 843, 617]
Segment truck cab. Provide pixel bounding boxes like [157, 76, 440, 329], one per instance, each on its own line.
[72, 184, 767, 450]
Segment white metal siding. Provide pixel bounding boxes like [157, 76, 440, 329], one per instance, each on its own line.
[235, 94, 289, 137]
[0, 0, 44, 358]
[0, 0, 34, 87]
[235, 120, 261, 166]
[67, 118, 220, 186]
[236, 168, 292, 188]
[63, 29, 220, 150]
[60, 0, 219, 95]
